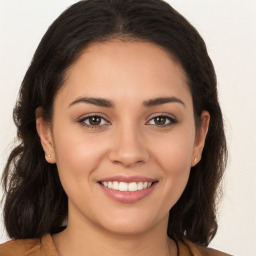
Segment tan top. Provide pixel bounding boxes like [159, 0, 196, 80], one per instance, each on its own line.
[0, 233, 232, 256]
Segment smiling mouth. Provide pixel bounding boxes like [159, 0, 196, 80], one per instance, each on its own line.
[99, 181, 156, 192]
[97, 176, 158, 203]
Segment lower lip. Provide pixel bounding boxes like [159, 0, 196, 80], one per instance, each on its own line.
[99, 183, 157, 203]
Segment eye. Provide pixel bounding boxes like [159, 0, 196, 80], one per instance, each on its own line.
[79, 115, 109, 128]
[147, 115, 177, 127]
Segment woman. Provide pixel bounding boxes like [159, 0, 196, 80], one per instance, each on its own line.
[0, 0, 230, 255]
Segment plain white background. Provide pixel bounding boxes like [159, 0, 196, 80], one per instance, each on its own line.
[0, 1, 255, 255]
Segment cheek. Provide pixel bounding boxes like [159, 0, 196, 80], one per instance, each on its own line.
[154, 128, 195, 173]
[52, 124, 107, 192]
[151, 129, 195, 204]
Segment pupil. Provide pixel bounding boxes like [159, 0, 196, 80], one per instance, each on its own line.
[155, 116, 166, 125]
[90, 116, 101, 125]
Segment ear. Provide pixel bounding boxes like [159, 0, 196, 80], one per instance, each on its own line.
[191, 111, 210, 167]
[35, 107, 56, 164]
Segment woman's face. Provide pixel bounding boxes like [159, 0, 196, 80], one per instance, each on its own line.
[38, 41, 209, 235]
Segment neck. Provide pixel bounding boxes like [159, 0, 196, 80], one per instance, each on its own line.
[53, 211, 177, 256]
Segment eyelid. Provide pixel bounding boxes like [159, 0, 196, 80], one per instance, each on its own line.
[78, 113, 111, 129]
[146, 113, 177, 126]
[77, 112, 177, 129]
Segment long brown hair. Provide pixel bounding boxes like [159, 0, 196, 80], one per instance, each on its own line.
[2, 0, 227, 246]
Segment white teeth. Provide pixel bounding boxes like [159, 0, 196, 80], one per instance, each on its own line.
[112, 181, 119, 190]
[107, 181, 113, 189]
[119, 182, 128, 191]
[128, 182, 137, 192]
[137, 182, 144, 190]
[101, 181, 154, 191]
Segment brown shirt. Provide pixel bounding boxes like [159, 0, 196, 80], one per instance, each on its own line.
[0, 234, 232, 256]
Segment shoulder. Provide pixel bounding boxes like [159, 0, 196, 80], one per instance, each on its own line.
[0, 233, 55, 256]
[178, 239, 233, 256]
[0, 238, 41, 256]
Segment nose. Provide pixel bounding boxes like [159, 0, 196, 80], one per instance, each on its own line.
[108, 125, 150, 168]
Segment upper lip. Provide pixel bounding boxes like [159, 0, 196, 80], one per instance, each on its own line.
[98, 175, 158, 183]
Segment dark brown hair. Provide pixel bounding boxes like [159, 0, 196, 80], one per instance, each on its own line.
[1, 0, 227, 246]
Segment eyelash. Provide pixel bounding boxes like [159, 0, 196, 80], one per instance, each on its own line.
[78, 114, 177, 129]
[147, 115, 177, 127]
[78, 114, 110, 129]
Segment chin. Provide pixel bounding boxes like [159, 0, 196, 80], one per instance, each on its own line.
[102, 221, 154, 236]
[95, 210, 168, 236]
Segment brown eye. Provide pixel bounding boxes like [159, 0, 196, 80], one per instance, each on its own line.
[79, 115, 109, 128]
[147, 115, 177, 127]
[154, 116, 168, 125]
[88, 116, 102, 125]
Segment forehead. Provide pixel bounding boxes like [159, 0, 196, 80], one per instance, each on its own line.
[57, 41, 192, 108]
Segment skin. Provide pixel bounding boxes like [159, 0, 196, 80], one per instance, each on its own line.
[36, 41, 210, 256]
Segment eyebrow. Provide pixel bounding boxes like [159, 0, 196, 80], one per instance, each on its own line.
[69, 97, 114, 108]
[68, 96, 185, 108]
[143, 97, 185, 107]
